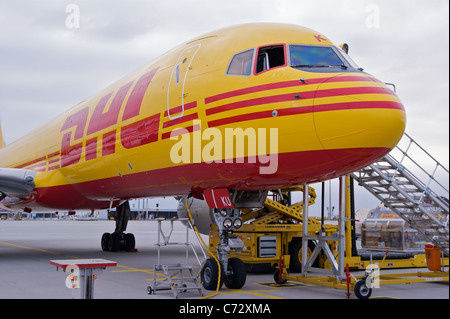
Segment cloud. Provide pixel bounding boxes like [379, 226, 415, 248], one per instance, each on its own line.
[0, 0, 448, 211]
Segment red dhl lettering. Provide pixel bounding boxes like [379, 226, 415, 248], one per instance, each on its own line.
[58, 67, 160, 168]
[102, 130, 116, 156]
[85, 137, 98, 161]
[122, 69, 158, 121]
[60, 107, 89, 167]
[121, 114, 160, 149]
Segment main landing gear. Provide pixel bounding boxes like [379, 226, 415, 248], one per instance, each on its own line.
[101, 201, 136, 252]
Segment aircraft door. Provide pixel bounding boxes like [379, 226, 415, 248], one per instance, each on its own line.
[167, 43, 202, 120]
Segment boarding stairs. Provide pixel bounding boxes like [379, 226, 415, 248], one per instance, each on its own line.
[148, 218, 206, 298]
[151, 264, 203, 298]
[351, 133, 449, 255]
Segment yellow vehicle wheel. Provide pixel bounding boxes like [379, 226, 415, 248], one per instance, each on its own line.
[354, 280, 372, 299]
[289, 238, 318, 272]
[274, 269, 287, 284]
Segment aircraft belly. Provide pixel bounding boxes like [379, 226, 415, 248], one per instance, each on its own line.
[29, 146, 386, 209]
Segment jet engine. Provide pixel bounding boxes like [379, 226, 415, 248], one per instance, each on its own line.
[177, 195, 215, 234]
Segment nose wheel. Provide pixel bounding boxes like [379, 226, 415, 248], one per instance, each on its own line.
[201, 206, 247, 291]
[200, 257, 246, 290]
[223, 257, 246, 289]
[185, 190, 266, 292]
[200, 258, 224, 290]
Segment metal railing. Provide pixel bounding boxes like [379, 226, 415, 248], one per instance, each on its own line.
[352, 133, 449, 254]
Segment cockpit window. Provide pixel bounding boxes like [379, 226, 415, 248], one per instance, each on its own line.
[336, 47, 360, 70]
[256, 45, 286, 74]
[226, 49, 254, 76]
[289, 45, 345, 68]
[226, 45, 287, 76]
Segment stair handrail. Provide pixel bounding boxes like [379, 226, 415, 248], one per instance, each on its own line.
[387, 133, 449, 212]
[383, 154, 448, 215]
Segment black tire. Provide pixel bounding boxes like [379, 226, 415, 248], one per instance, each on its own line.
[146, 286, 153, 295]
[101, 232, 110, 251]
[125, 233, 136, 250]
[354, 280, 372, 299]
[201, 258, 224, 290]
[108, 232, 120, 252]
[289, 239, 318, 272]
[273, 269, 287, 284]
[224, 258, 246, 289]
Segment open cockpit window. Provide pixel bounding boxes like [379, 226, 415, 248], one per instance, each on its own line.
[226, 45, 287, 77]
[226, 49, 254, 76]
[255, 45, 286, 74]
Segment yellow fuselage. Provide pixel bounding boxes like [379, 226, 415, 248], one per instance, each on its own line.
[0, 23, 406, 210]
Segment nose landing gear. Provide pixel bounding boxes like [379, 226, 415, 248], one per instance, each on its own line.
[190, 190, 268, 291]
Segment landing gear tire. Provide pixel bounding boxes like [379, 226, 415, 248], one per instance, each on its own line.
[101, 232, 135, 252]
[101, 232, 110, 251]
[108, 232, 120, 252]
[201, 258, 224, 290]
[354, 280, 372, 299]
[125, 233, 136, 250]
[224, 258, 246, 289]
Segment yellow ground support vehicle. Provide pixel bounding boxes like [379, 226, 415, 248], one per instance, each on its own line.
[209, 186, 340, 272]
[208, 182, 448, 272]
[206, 177, 448, 299]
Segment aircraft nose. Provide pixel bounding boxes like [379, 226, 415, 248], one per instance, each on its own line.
[312, 73, 406, 170]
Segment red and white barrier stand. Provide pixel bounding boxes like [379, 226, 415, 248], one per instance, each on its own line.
[50, 259, 117, 299]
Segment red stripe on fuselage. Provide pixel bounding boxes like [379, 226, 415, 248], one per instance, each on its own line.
[163, 112, 198, 128]
[206, 92, 300, 116]
[314, 100, 404, 112]
[164, 101, 197, 117]
[161, 122, 201, 140]
[208, 100, 403, 128]
[14, 156, 47, 169]
[204, 75, 383, 104]
[206, 86, 395, 116]
[30, 147, 390, 210]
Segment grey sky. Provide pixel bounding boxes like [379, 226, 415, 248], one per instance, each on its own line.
[0, 0, 448, 213]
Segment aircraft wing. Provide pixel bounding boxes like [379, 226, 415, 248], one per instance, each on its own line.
[0, 168, 36, 199]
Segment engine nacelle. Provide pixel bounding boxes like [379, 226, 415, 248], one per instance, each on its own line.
[177, 195, 215, 234]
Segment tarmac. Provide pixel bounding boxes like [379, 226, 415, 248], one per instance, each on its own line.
[0, 219, 448, 303]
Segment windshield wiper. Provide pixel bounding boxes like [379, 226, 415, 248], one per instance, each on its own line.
[292, 64, 347, 69]
[292, 64, 326, 68]
[331, 65, 348, 69]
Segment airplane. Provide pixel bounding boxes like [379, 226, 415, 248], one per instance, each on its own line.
[0, 23, 406, 290]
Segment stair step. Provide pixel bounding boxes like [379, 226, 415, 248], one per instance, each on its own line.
[172, 286, 202, 290]
[161, 264, 193, 270]
[353, 144, 449, 255]
[372, 165, 395, 170]
[169, 276, 198, 281]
